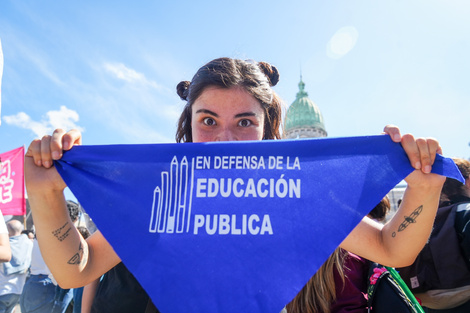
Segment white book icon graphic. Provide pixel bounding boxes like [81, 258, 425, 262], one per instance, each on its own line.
[149, 156, 193, 233]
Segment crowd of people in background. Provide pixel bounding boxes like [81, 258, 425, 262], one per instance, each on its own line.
[0, 201, 96, 313]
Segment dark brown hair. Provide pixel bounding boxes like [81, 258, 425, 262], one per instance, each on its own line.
[175, 57, 283, 142]
[441, 158, 470, 201]
[368, 196, 391, 222]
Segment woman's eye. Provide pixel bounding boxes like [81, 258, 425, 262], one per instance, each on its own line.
[238, 119, 252, 127]
[203, 117, 216, 126]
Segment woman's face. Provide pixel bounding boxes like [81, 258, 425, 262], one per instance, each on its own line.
[191, 86, 265, 143]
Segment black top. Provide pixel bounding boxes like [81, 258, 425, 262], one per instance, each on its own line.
[91, 262, 159, 313]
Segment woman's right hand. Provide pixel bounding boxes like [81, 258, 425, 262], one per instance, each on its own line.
[25, 129, 82, 193]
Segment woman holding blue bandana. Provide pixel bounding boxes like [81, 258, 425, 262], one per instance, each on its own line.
[24, 57, 445, 312]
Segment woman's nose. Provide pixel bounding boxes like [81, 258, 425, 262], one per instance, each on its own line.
[216, 128, 238, 141]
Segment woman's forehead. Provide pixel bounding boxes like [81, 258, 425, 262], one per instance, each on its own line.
[193, 86, 263, 112]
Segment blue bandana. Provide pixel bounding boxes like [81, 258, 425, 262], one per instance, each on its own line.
[55, 135, 463, 313]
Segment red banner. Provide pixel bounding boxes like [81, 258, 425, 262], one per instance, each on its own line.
[0, 147, 25, 215]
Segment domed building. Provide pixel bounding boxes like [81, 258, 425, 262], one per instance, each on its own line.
[283, 76, 403, 215]
[284, 77, 327, 139]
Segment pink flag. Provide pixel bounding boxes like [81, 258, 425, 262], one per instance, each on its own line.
[0, 147, 25, 216]
[0, 38, 3, 124]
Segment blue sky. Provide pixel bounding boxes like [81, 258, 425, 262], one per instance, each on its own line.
[1, 1, 470, 160]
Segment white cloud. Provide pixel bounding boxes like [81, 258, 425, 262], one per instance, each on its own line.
[46, 106, 82, 131]
[104, 62, 144, 82]
[3, 112, 49, 137]
[82, 61, 180, 143]
[103, 62, 164, 91]
[3, 105, 84, 138]
[327, 26, 359, 59]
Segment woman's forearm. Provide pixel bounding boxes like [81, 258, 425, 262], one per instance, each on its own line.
[81, 278, 100, 313]
[25, 134, 120, 288]
[342, 172, 443, 267]
[28, 189, 91, 288]
[379, 182, 442, 266]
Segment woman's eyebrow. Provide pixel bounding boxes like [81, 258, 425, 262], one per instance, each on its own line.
[195, 109, 218, 117]
[234, 112, 258, 118]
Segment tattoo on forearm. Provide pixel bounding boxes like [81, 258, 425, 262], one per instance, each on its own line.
[68, 242, 85, 265]
[52, 222, 72, 242]
[392, 205, 423, 238]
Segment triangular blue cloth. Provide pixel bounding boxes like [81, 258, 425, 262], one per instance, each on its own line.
[55, 135, 463, 313]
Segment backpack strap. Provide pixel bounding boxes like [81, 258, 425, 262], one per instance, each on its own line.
[367, 262, 424, 313]
[385, 266, 424, 313]
[455, 203, 470, 269]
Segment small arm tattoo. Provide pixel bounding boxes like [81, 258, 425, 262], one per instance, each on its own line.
[52, 222, 72, 242]
[68, 242, 85, 265]
[392, 205, 423, 237]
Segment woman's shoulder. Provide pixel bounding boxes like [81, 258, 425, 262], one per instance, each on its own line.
[345, 251, 368, 266]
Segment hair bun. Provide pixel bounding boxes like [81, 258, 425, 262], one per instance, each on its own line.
[176, 81, 191, 100]
[258, 62, 280, 87]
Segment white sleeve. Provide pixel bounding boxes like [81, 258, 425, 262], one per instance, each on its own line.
[0, 211, 7, 234]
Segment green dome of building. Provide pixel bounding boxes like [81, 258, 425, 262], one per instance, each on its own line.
[284, 78, 327, 139]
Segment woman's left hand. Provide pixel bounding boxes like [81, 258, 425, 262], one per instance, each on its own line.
[383, 125, 445, 187]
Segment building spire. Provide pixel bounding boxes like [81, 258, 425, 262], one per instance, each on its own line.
[297, 75, 307, 97]
[284, 73, 327, 139]
[297, 63, 306, 96]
